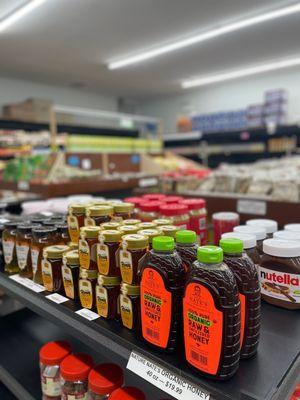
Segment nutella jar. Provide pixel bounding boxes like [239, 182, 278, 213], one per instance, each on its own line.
[85, 205, 113, 227]
[233, 225, 266, 256]
[246, 219, 278, 238]
[113, 203, 134, 222]
[260, 239, 300, 310]
[284, 224, 300, 233]
[274, 230, 300, 242]
[221, 232, 260, 267]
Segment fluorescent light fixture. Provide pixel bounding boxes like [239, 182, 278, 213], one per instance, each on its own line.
[182, 57, 300, 89]
[0, 0, 47, 33]
[108, 3, 300, 69]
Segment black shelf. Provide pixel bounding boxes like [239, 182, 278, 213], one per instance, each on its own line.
[0, 272, 299, 400]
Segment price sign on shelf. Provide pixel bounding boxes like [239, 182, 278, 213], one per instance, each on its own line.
[237, 199, 267, 216]
[127, 352, 210, 400]
[75, 308, 99, 321]
[46, 293, 69, 304]
[9, 274, 45, 293]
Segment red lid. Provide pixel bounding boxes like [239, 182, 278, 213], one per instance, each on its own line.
[88, 363, 124, 395]
[159, 203, 188, 216]
[180, 198, 206, 210]
[163, 196, 183, 204]
[110, 386, 146, 400]
[60, 353, 93, 382]
[142, 193, 166, 201]
[39, 341, 71, 366]
[124, 197, 144, 206]
[140, 201, 163, 212]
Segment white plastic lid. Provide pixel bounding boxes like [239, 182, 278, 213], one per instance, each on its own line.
[234, 225, 266, 240]
[263, 239, 300, 257]
[212, 212, 239, 221]
[273, 230, 300, 242]
[284, 224, 300, 233]
[246, 219, 278, 234]
[221, 232, 256, 249]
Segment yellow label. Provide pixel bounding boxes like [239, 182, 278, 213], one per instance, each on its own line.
[97, 244, 110, 275]
[79, 239, 90, 269]
[79, 279, 93, 309]
[120, 294, 133, 329]
[68, 215, 79, 243]
[84, 217, 95, 227]
[120, 250, 133, 284]
[42, 259, 53, 292]
[62, 266, 74, 299]
[96, 286, 108, 318]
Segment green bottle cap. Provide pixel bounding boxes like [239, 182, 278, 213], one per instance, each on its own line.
[219, 238, 243, 254]
[176, 230, 197, 244]
[197, 246, 223, 264]
[153, 236, 174, 251]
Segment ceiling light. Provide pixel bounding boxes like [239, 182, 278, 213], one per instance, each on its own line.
[0, 0, 47, 33]
[108, 3, 300, 69]
[181, 57, 300, 89]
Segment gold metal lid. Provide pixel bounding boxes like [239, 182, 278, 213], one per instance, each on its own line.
[86, 205, 113, 217]
[118, 225, 139, 235]
[43, 245, 70, 258]
[137, 222, 157, 230]
[122, 234, 148, 250]
[99, 229, 122, 242]
[101, 222, 121, 230]
[68, 242, 78, 249]
[79, 268, 98, 279]
[97, 274, 121, 286]
[89, 200, 112, 206]
[63, 250, 79, 265]
[113, 202, 134, 213]
[137, 229, 162, 243]
[121, 282, 140, 296]
[68, 203, 86, 213]
[160, 225, 180, 237]
[153, 218, 172, 226]
[80, 226, 101, 238]
[122, 219, 141, 225]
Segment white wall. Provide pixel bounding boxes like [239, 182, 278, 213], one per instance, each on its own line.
[137, 67, 300, 133]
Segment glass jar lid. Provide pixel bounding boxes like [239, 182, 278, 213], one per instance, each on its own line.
[63, 250, 79, 265]
[68, 203, 86, 213]
[137, 222, 157, 230]
[113, 202, 134, 213]
[137, 229, 162, 243]
[99, 229, 122, 242]
[118, 225, 139, 235]
[43, 245, 70, 258]
[101, 222, 121, 230]
[86, 205, 113, 217]
[122, 234, 148, 250]
[122, 219, 141, 225]
[152, 218, 172, 226]
[160, 225, 180, 237]
[80, 226, 101, 238]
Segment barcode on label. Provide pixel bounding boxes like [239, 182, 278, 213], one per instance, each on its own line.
[146, 328, 159, 340]
[191, 351, 207, 365]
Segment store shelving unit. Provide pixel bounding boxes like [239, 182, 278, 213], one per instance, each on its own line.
[0, 272, 299, 400]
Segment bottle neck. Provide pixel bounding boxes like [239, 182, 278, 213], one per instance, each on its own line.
[224, 251, 243, 257]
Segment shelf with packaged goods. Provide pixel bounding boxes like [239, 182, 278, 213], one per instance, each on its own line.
[0, 271, 299, 400]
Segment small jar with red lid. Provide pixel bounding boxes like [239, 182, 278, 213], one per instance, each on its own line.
[142, 193, 166, 202]
[61, 353, 93, 400]
[163, 195, 183, 204]
[110, 386, 146, 400]
[159, 204, 190, 230]
[180, 198, 207, 244]
[124, 197, 144, 218]
[39, 340, 71, 400]
[212, 212, 240, 245]
[87, 363, 124, 399]
[139, 201, 162, 222]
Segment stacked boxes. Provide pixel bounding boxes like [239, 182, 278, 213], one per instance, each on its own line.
[263, 89, 288, 126]
[191, 109, 247, 133]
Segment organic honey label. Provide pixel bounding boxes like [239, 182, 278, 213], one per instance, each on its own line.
[79, 239, 90, 269]
[67, 215, 79, 243]
[42, 259, 53, 292]
[141, 268, 172, 348]
[97, 244, 110, 275]
[120, 250, 133, 284]
[16, 244, 29, 270]
[84, 217, 95, 227]
[62, 266, 74, 299]
[3, 239, 14, 264]
[183, 283, 223, 375]
[79, 280, 93, 309]
[120, 294, 133, 329]
[31, 246, 40, 275]
[96, 286, 108, 318]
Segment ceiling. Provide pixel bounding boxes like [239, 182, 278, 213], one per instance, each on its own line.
[0, 0, 299, 98]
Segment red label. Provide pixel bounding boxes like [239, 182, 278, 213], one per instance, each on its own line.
[141, 268, 172, 348]
[239, 293, 246, 349]
[183, 283, 223, 375]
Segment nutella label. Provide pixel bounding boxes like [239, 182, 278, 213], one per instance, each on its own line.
[259, 267, 300, 303]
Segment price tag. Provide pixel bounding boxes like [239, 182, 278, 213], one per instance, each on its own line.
[127, 352, 210, 400]
[237, 199, 267, 215]
[17, 181, 30, 190]
[9, 274, 45, 293]
[46, 293, 69, 304]
[139, 177, 158, 188]
[75, 308, 99, 321]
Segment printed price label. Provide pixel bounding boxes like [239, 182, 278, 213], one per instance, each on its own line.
[9, 274, 45, 293]
[75, 308, 99, 321]
[46, 293, 69, 304]
[127, 352, 210, 400]
[139, 177, 158, 188]
[237, 200, 266, 216]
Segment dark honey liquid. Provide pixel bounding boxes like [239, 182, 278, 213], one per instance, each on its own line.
[176, 243, 198, 273]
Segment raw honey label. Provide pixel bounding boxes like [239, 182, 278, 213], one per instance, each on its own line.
[79, 239, 90, 269]
[79, 280, 93, 309]
[16, 244, 29, 270]
[84, 217, 95, 226]
[67, 215, 79, 243]
[3, 239, 14, 264]
[62, 266, 74, 299]
[31, 246, 40, 275]
[120, 294, 133, 329]
[42, 260, 53, 292]
[96, 286, 108, 317]
[97, 243, 109, 275]
[141, 268, 172, 348]
[120, 250, 133, 284]
[183, 283, 223, 375]
[240, 294, 246, 348]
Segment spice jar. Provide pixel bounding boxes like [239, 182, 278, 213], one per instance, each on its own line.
[137, 229, 162, 249]
[122, 219, 141, 226]
[79, 268, 98, 309]
[212, 212, 240, 245]
[55, 223, 70, 246]
[62, 250, 80, 300]
[136, 222, 157, 230]
[160, 225, 180, 238]
[101, 222, 121, 231]
[180, 198, 207, 244]
[61, 353, 93, 400]
[159, 204, 190, 230]
[142, 193, 166, 202]
[118, 234, 148, 285]
[138, 201, 163, 222]
[96, 275, 121, 319]
[113, 203, 134, 222]
[109, 387, 146, 400]
[31, 227, 58, 284]
[40, 340, 71, 400]
[120, 283, 140, 331]
[118, 225, 139, 236]
[3, 221, 19, 274]
[16, 224, 36, 278]
[79, 226, 101, 270]
[88, 364, 124, 400]
[152, 218, 172, 226]
[97, 230, 122, 276]
[68, 203, 87, 243]
[42, 245, 69, 292]
[85, 205, 113, 227]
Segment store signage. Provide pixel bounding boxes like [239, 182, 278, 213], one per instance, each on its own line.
[127, 351, 210, 400]
[75, 308, 99, 321]
[237, 199, 267, 215]
[9, 274, 45, 293]
[46, 293, 69, 304]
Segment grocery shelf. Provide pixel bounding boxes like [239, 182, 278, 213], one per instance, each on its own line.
[0, 272, 299, 400]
